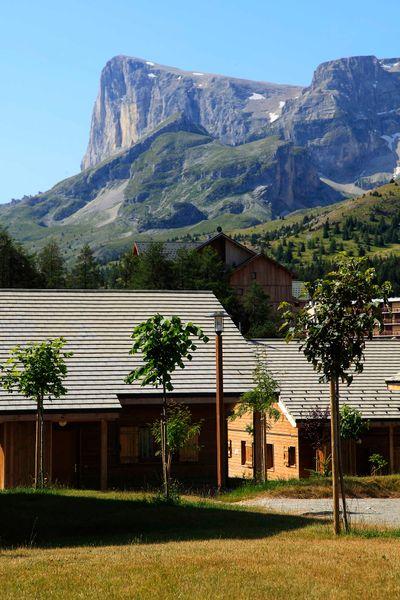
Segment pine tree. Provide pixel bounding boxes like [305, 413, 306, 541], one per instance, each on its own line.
[0, 228, 43, 288]
[37, 239, 66, 288]
[242, 282, 277, 338]
[125, 243, 175, 289]
[69, 244, 102, 289]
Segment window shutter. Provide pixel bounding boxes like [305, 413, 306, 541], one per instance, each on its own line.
[246, 442, 253, 466]
[241, 441, 247, 465]
[179, 433, 199, 462]
[266, 444, 274, 470]
[120, 426, 139, 464]
[283, 446, 289, 467]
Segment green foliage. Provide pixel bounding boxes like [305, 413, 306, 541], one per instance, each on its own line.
[125, 314, 209, 392]
[69, 244, 102, 289]
[118, 243, 175, 289]
[37, 239, 66, 288]
[173, 247, 227, 293]
[369, 453, 388, 475]
[233, 357, 280, 421]
[339, 404, 368, 440]
[0, 338, 72, 403]
[280, 255, 391, 384]
[151, 401, 203, 458]
[0, 227, 43, 288]
[242, 282, 277, 338]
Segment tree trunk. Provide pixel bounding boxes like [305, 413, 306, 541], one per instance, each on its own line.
[335, 378, 349, 533]
[161, 382, 169, 499]
[329, 378, 340, 535]
[253, 411, 267, 483]
[35, 398, 45, 489]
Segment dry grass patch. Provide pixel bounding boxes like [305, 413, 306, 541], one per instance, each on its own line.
[220, 475, 400, 502]
[0, 488, 399, 599]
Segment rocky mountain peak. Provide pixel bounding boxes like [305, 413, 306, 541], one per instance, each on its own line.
[81, 55, 302, 170]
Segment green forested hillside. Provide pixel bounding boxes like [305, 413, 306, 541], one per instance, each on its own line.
[233, 182, 400, 291]
[0, 112, 335, 263]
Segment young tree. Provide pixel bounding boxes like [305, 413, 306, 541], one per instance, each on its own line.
[339, 405, 367, 442]
[70, 244, 102, 289]
[125, 314, 209, 498]
[0, 338, 72, 487]
[231, 356, 279, 482]
[280, 255, 390, 534]
[151, 401, 203, 484]
[37, 239, 66, 288]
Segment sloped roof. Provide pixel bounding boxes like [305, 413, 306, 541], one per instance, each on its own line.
[195, 232, 256, 258]
[255, 338, 400, 422]
[0, 290, 255, 413]
[134, 241, 198, 260]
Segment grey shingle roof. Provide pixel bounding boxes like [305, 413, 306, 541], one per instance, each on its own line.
[0, 290, 255, 413]
[255, 339, 400, 422]
[135, 242, 198, 260]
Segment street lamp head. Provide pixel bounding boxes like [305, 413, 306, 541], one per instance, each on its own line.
[209, 310, 229, 334]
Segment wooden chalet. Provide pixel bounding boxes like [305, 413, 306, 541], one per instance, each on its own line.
[133, 232, 295, 310]
[0, 290, 255, 490]
[228, 339, 400, 479]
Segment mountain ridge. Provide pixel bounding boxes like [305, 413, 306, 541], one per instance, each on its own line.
[3, 53, 400, 260]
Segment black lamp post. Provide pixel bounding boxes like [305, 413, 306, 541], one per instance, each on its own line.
[209, 310, 228, 490]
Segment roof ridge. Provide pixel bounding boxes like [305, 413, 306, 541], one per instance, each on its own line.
[0, 289, 216, 294]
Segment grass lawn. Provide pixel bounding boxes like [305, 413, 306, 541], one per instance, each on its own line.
[0, 488, 399, 599]
[220, 475, 400, 503]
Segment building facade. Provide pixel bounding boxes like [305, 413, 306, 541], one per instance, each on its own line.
[134, 232, 295, 310]
[374, 298, 400, 337]
[0, 290, 255, 490]
[228, 338, 400, 480]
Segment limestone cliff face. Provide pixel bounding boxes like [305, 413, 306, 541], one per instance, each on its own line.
[82, 55, 301, 169]
[276, 55, 400, 187]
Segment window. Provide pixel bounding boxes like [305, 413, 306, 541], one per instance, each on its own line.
[179, 433, 199, 462]
[241, 441, 253, 466]
[119, 426, 156, 463]
[139, 426, 156, 460]
[241, 441, 246, 465]
[119, 426, 139, 464]
[288, 446, 296, 467]
[251, 271, 257, 280]
[284, 445, 296, 467]
[237, 288, 244, 296]
[266, 443, 274, 470]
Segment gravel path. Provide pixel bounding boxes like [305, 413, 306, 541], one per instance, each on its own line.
[240, 498, 400, 527]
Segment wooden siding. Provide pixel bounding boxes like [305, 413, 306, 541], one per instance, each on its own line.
[229, 255, 293, 308]
[228, 404, 300, 479]
[108, 404, 218, 487]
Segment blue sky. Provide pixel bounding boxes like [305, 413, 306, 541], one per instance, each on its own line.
[1, 0, 400, 203]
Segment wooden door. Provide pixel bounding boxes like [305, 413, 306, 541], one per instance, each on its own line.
[52, 424, 80, 487]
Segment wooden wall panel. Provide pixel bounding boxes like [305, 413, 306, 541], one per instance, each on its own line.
[229, 255, 293, 308]
[108, 404, 218, 487]
[0, 423, 4, 489]
[228, 405, 300, 479]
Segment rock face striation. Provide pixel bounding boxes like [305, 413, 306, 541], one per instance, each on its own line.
[276, 55, 400, 189]
[82, 55, 301, 169]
